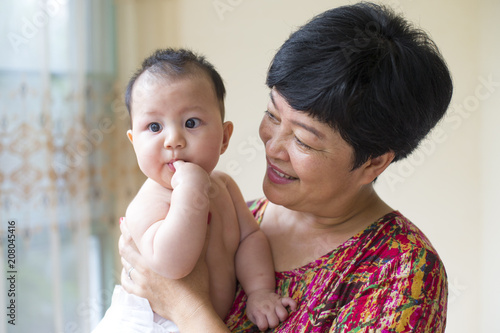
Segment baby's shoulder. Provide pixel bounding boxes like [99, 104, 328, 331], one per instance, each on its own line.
[209, 170, 235, 192]
[210, 170, 246, 198]
[126, 179, 172, 224]
[210, 170, 231, 183]
[131, 178, 172, 206]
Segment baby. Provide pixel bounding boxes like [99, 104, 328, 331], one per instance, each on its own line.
[93, 48, 295, 332]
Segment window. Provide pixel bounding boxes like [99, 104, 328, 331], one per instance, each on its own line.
[0, 1, 121, 331]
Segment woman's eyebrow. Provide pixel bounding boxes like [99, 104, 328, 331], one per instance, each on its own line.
[270, 90, 325, 140]
[269, 91, 277, 108]
[290, 120, 325, 139]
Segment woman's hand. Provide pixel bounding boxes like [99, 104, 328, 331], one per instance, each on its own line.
[119, 218, 229, 332]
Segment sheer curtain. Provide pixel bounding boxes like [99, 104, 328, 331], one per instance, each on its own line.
[0, 0, 139, 331]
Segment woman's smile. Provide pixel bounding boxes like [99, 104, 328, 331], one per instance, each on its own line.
[266, 161, 298, 184]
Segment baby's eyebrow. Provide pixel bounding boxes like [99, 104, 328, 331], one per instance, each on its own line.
[137, 108, 162, 116]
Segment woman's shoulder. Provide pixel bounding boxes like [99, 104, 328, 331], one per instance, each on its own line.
[359, 211, 447, 282]
[370, 211, 441, 256]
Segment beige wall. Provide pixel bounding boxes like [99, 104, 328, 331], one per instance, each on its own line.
[479, 0, 500, 331]
[116, 0, 500, 331]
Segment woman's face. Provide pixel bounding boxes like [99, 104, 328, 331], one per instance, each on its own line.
[259, 89, 369, 217]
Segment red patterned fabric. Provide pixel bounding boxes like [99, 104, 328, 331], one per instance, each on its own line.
[225, 198, 447, 332]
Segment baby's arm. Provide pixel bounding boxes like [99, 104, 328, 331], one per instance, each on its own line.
[126, 161, 210, 279]
[221, 173, 296, 331]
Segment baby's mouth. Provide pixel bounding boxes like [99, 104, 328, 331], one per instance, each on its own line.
[166, 159, 178, 172]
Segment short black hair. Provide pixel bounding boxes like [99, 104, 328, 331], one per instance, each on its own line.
[266, 2, 453, 169]
[125, 48, 226, 121]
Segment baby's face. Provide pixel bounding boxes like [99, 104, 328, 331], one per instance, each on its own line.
[127, 73, 231, 189]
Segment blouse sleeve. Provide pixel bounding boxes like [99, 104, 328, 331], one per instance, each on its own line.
[329, 248, 448, 333]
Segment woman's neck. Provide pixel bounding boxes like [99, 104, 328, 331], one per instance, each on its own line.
[284, 185, 391, 229]
[261, 186, 393, 271]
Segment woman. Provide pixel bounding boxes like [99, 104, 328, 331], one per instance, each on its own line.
[119, 2, 452, 332]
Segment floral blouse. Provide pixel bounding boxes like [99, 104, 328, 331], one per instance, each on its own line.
[225, 198, 447, 332]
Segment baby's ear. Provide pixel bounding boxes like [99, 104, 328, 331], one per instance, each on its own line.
[220, 121, 234, 154]
[126, 130, 134, 144]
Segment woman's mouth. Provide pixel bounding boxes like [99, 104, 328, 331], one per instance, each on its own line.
[273, 168, 295, 180]
[266, 161, 297, 184]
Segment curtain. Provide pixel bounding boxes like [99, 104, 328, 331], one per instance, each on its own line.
[0, 0, 141, 331]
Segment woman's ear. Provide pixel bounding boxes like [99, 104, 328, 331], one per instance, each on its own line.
[220, 121, 234, 155]
[360, 151, 395, 184]
[127, 130, 134, 144]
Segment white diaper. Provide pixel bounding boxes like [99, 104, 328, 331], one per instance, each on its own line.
[91, 285, 179, 333]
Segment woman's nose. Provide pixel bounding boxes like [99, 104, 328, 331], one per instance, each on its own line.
[259, 121, 288, 160]
[265, 134, 286, 159]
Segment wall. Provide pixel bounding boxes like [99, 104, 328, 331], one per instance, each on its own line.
[115, 0, 500, 331]
[479, 0, 500, 331]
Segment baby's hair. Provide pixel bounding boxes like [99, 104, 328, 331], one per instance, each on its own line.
[125, 48, 226, 120]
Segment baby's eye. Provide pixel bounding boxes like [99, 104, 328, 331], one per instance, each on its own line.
[185, 118, 201, 129]
[148, 122, 162, 132]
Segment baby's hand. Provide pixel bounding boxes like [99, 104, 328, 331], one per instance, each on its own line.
[170, 160, 210, 190]
[246, 289, 297, 331]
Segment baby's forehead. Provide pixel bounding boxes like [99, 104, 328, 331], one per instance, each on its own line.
[146, 61, 208, 81]
[131, 72, 221, 114]
[133, 68, 211, 92]
[129, 64, 224, 120]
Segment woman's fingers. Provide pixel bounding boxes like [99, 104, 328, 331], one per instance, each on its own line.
[118, 217, 148, 296]
[119, 217, 133, 247]
[118, 218, 141, 268]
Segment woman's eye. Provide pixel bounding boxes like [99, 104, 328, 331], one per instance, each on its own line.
[265, 110, 280, 123]
[148, 122, 162, 132]
[185, 118, 201, 129]
[295, 136, 312, 150]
